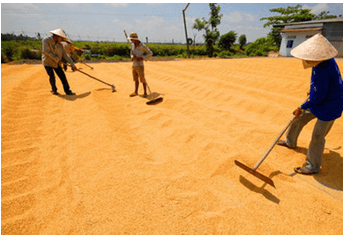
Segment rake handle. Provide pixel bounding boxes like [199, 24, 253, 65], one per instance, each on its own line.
[253, 97, 309, 171]
[80, 61, 94, 70]
[75, 68, 114, 88]
[32, 49, 115, 91]
[253, 115, 295, 171]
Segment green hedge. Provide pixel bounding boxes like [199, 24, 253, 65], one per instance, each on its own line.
[1, 39, 278, 63]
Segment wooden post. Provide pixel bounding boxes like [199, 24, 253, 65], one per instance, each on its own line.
[182, 3, 190, 58]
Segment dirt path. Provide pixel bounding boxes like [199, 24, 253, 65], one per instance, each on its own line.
[1, 58, 343, 234]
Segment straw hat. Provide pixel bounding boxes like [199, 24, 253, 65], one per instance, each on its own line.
[290, 33, 338, 61]
[127, 32, 140, 41]
[49, 29, 72, 43]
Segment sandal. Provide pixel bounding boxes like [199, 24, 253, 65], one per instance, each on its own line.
[277, 140, 292, 149]
[294, 166, 316, 175]
[129, 92, 138, 97]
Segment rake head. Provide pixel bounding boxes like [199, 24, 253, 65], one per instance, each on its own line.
[235, 160, 275, 188]
[146, 92, 163, 105]
[111, 85, 116, 93]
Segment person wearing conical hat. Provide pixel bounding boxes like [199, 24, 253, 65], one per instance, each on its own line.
[42, 29, 77, 95]
[277, 33, 343, 175]
[127, 32, 153, 97]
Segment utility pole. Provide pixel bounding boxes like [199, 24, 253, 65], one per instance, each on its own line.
[182, 3, 190, 58]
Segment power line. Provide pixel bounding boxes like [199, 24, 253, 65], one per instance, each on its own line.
[1, 9, 179, 18]
[2, 31, 202, 44]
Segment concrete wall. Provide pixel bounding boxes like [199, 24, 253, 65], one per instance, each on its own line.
[330, 40, 343, 58]
[279, 30, 321, 57]
[323, 22, 343, 41]
[280, 22, 343, 57]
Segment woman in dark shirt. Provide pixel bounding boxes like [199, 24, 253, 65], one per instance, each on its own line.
[278, 33, 343, 175]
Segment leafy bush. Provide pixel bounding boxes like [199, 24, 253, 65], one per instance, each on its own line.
[111, 55, 124, 60]
[219, 51, 233, 58]
[16, 46, 41, 59]
[245, 37, 279, 56]
[2, 38, 276, 63]
[81, 53, 91, 60]
[218, 31, 237, 51]
[1, 51, 8, 63]
[176, 52, 189, 58]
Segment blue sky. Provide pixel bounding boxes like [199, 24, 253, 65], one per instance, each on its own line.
[1, 2, 343, 43]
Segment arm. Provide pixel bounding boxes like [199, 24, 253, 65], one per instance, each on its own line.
[301, 67, 329, 110]
[293, 67, 329, 119]
[61, 45, 77, 71]
[140, 44, 153, 61]
[42, 38, 60, 63]
[70, 48, 79, 61]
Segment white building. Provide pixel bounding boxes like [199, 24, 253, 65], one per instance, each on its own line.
[279, 18, 343, 57]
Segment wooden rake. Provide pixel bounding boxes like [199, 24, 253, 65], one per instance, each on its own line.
[235, 97, 309, 188]
[31, 49, 115, 92]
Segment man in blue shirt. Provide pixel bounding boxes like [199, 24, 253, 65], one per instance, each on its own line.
[278, 33, 343, 175]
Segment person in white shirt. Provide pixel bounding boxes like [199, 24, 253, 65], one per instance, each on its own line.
[127, 32, 153, 97]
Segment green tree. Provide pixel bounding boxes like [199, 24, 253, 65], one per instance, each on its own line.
[218, 31, 237, 51]
[260, 4, 315, 47]
[261, 4, 338, 47]
[193, 3, 223, 57]
[314, 11, 337, 20]
[238, 34, 247, 49]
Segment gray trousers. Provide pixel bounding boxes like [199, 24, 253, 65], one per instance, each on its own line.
[286, 110, 335, 172]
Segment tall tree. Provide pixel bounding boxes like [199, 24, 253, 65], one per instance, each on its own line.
[238, 34, 247, 49]
[193, 3, 223, 57]
[260, 4, 315, 47]
[260, 4, 337, 47]
[218, 31, 237, 51]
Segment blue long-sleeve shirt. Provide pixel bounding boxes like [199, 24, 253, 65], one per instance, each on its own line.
[301, 58, 343, 121]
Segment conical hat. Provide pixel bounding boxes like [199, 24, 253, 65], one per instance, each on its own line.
[290, 33, 338, 61]
[49, 29, 72, 43]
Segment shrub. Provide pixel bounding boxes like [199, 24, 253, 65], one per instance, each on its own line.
[1, 51, 8, 63]
[245, 37, 279, 56]
[111, 55, 124, 60]
[219, 51, 233, 58]
[218, 31, 237, 51]
[81, 53, 91, 60]
[16, 46, 41, 59]
[176, 52, 189, 58]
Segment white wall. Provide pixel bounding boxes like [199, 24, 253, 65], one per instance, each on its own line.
[279, 31, 321, 57]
